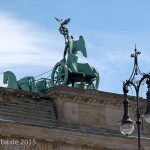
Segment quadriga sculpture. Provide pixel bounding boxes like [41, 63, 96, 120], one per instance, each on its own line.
[2, 18, 99, 91]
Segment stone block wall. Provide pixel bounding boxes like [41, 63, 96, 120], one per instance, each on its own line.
[0, 86, 150, 150]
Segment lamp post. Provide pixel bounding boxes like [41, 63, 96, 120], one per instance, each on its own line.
[120, 47, 150, 150]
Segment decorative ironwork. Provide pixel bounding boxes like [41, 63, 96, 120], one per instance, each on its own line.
[120, 47, 150, 150]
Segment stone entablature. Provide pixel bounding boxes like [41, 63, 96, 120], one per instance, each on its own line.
[47, 86, 148, 135]
[1, 122, 150, 150]
[0, 86, 150, 150]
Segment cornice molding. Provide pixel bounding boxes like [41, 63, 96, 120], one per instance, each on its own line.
[46, 86, 133, 108]
[0, 86, 146, 108]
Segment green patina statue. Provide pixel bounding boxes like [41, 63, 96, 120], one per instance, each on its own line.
[3, 18, 99, 91]
[51, 17, 99, 89]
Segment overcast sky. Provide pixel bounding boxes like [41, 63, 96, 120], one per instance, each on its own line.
[1, 0, 150, 96]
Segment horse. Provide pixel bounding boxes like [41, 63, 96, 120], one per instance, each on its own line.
[35, 78, 53, 92]
[18, 77, 31, 91]
[17, 76, 36, 91]
[36, 79, 47, 92]
[3, 71, 18, 89]
[28, 76, 36, 92]
[3, 71, 36, 92]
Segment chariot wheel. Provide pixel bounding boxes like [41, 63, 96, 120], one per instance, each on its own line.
[85, 67, 99, 89]
[51, 61, 68, 86]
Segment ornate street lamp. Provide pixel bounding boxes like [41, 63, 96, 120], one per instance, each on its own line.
[120, 47, 150, 150]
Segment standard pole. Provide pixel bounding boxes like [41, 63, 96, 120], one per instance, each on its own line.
[136, 89, 141, 150]
[136, 112, 141, 150]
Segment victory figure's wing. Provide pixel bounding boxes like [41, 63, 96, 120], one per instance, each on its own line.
[54, 17, 62, 24]
[63, 18, 70, 25]
[73, 36, 87, 57]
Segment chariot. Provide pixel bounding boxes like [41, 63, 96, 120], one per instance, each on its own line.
[51, 58, 99, 89]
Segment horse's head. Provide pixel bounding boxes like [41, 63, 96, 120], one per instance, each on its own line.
[29, 76, 35, 82]
[28, 76, 36, 92]
[3, 71, 18, 89]
[3, 71, 8, 84]
[36, 79, 47, 92]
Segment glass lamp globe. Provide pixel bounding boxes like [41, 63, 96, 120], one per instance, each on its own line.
[144, 114, 150, 123]
[120, 122, 134, 135]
